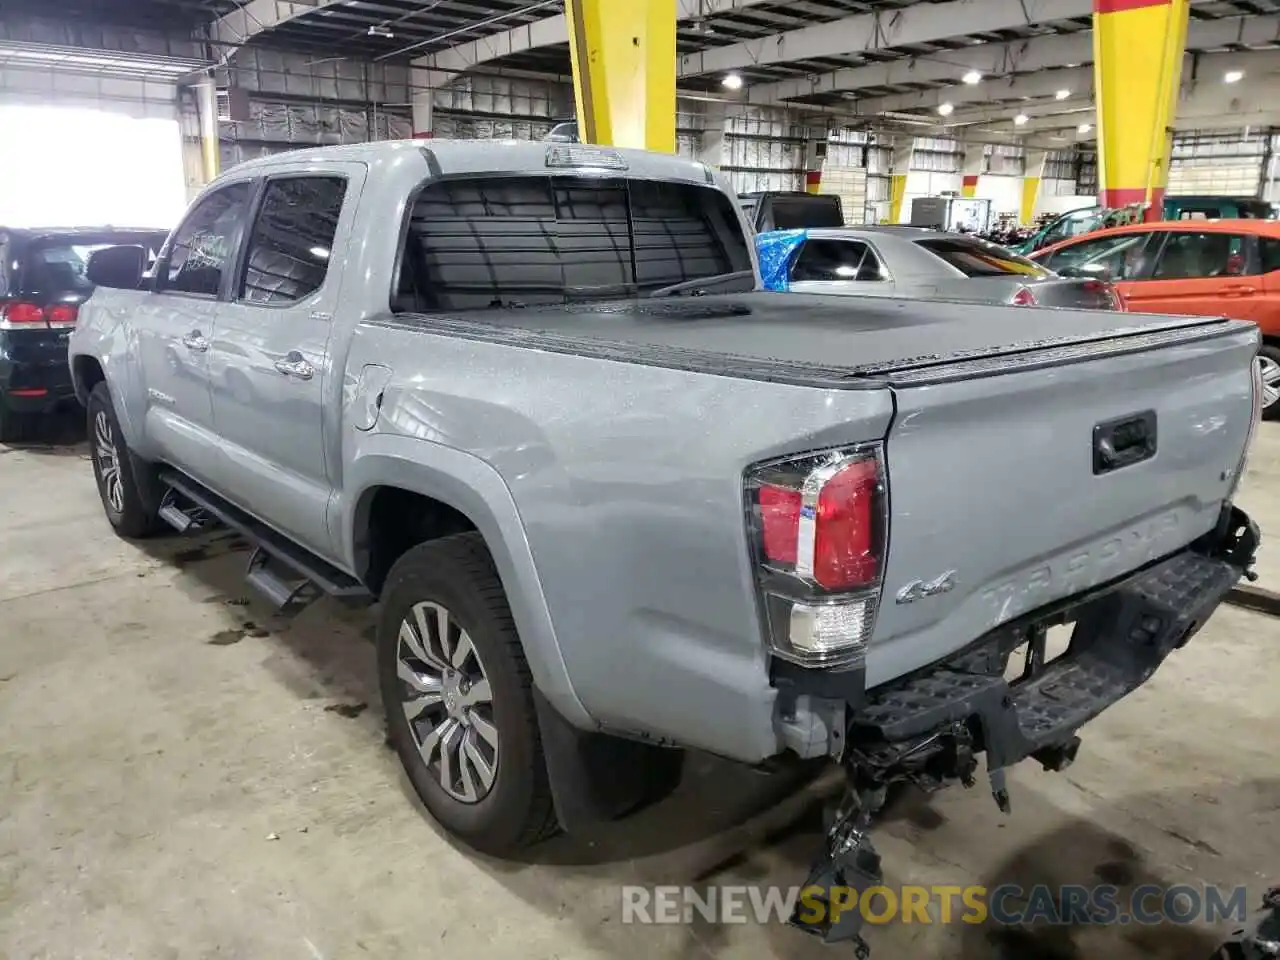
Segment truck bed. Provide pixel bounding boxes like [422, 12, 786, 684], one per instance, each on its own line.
[370, 292, 1242, 388]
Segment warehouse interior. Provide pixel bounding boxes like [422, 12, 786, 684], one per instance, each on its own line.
[2, 1, 1279, 958]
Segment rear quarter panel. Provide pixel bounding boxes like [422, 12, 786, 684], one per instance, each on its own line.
[339, 321, 895, 762]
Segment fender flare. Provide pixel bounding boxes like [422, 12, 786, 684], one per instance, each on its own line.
[341, 433, 592, 730]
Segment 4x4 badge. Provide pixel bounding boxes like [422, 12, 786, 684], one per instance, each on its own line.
[896, 570, 958, 604]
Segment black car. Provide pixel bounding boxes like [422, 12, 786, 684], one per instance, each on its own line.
[737, 191, 844, 233]
[0, 227, 167, 441]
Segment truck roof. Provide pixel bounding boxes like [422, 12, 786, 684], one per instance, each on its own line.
[226, 138, 720, 186]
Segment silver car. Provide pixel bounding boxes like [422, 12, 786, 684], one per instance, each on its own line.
[760, 225, 1123, 309]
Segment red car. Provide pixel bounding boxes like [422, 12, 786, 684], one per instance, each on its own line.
[1032, 219, 1280, 416]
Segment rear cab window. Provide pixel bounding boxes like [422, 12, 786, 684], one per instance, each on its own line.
[916, 237, 1050, 278]
[395, 175, 752, 312]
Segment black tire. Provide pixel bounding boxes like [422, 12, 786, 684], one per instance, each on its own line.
[378, 532, 557, 855]
[87, 382, 162, 539]
[1259, 345, 1280, 422]
[0, 402, 35, 445]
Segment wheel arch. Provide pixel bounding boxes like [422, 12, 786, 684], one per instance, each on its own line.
[342, 433, 591, 729]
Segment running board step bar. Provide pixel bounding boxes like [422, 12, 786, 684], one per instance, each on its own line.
[158, 471, 371, 615]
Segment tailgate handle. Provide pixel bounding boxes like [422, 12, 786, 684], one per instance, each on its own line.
[1093, 411, 1157, 475]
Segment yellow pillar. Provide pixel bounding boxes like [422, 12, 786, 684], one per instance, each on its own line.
[1020, 149, 1048, 225]
[565, 0, 677, 153]
[1093, 0, 1188, 221]
[889, 139, 913, 224]
[961, 145, 983, 198]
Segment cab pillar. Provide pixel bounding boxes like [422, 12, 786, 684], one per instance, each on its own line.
[1093, 0, 1189, 221]
[565, 0, 677, 152]
[1021, 149, 1048, 225]
[889, 138, 913, 223]
[961, 144, 983, 198]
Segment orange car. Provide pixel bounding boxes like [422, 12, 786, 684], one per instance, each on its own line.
[1031, 218, 1280, 415]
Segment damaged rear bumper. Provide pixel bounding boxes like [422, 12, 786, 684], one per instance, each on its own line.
[788, 505, 1258, 954]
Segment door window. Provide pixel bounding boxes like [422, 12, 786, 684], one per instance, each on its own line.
[158, 182, 252, 297]
[1041, 232, 1155, 280]
[239, 176, 347, 304]
[1151, 232, 1252, 280]
[792, 239, 885, 282]
[1260, 238, 1280, 274]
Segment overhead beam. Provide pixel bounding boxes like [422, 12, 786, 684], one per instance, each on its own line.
[744, 13, 1279, 105]
[414, 0, 776, 75]
[209, 0, 343, 51]
[678, 0, 1091, 78]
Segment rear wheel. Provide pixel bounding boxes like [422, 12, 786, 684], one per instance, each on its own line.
[1259, 346, 1280, 421]
[87, 382, 161, 538]
[0, 403, 34, 445]
[378, 533, 557, 854]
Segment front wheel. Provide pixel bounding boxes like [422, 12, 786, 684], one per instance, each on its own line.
[1259, 346, 1280, 421]
[87, 382, 161, 539]
[378, 533, 557, 855]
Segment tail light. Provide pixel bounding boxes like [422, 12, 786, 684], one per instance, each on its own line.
[46, 304, 78, 328]
[1232, 353, 1266, 496]
[746, 447, 887, 668]
[1081, 279, 1123, 311]
[0, 301, 46, 329]
[1011, 287, 1037, 307]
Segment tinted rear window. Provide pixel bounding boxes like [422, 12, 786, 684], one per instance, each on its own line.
[770, 196, 843, 230]
[399, 175, 751, 311]
[916, 237, 1051, 278]
[0, 232, 166, 298]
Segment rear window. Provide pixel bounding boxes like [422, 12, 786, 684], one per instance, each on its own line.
[0, 232, 165, 298]
[916, 237, 1051, 278]
[397, 175, 751, 311]
[770, 196, 843, 230]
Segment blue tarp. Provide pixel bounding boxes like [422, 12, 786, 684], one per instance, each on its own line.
[754, 228, 808, 292]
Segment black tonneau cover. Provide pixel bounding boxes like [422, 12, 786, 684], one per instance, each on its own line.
[372, 293, 1241, 388]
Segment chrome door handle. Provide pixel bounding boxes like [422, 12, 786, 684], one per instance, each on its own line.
[274, 351, 315, 380]
[181, 331, 209, 352]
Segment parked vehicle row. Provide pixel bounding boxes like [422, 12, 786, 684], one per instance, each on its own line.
[68, 140, 1260, 958]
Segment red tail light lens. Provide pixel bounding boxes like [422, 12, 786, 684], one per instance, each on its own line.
[0, 301, 46, 327]
[46, 304, 78, 327]
[812, 458, 880, 589]
[1011, 287, 1037, 307]
[746, 447, 887, 667]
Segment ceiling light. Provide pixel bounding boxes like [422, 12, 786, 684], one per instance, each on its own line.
[367, 25, 394, 38]
[1224, 69, 1244, 83]
[1078, 122, 1092, 133]
[722, 72, 743, 90]
[1014, 113, 1029, 126]
[1055, 89, 1071, 100]
[937, 102, 955, 116]
[962, 70, 982, 85]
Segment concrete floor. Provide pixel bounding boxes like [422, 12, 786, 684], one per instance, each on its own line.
[1, 416, 1277, 960]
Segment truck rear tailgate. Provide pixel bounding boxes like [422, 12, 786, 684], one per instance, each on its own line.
[866, 317, 1258, 688]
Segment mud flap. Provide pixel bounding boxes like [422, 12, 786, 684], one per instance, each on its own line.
[533, 689, 685, 832]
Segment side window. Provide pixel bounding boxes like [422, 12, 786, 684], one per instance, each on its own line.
[1152, 232, 1251, 280]
[1044, 232, 1154, 280]
[1261, 238, 1280, 274]
[240, 176, 346, 304]
[792, 239, 875, 282]
[159, 182, 251, 296]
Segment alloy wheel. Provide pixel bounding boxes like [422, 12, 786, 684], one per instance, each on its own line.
[1259, 355, 1280, 411]
[396, 600, 498, 803]
[94, 410, 125, 514]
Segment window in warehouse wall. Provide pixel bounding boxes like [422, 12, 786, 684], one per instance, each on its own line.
[0, 105, 185, 228]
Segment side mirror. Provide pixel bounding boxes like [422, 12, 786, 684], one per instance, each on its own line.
[86, 245, 146, 290]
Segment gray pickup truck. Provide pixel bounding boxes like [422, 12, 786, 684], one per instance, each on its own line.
[70, 140, 1261, 953]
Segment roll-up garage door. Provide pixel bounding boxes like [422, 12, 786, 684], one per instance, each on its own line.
[821, 166, 869, 225]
